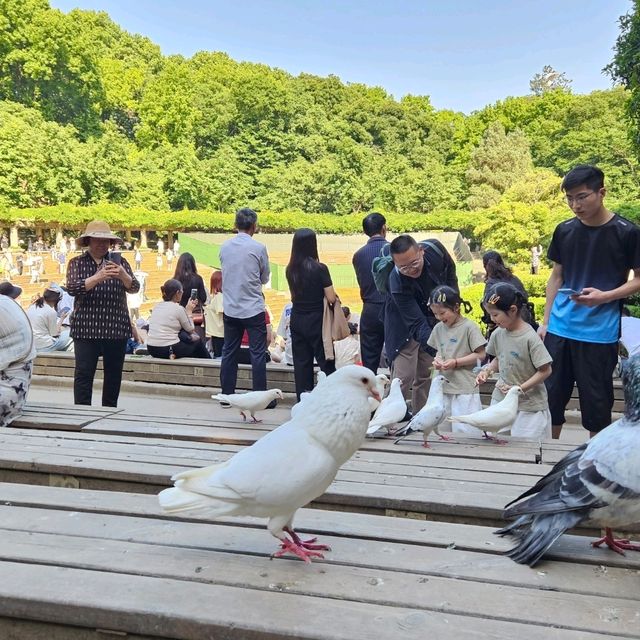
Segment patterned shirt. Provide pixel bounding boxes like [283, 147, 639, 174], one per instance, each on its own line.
[67, 251, 140, 340]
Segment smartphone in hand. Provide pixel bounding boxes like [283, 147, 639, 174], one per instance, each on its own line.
[558, 287, 582, 296]
[190, 288, 198, 301]
[108, 251, 122, 265]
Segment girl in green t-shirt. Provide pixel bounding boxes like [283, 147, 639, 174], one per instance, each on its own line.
[427, 286, 487, 438]
[476, 283, 553, 440]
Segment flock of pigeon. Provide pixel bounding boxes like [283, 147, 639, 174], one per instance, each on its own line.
[159, 357, 640, 567]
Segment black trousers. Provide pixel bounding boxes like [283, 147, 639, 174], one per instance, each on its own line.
[148, 339, 211, 360]
[290, 308, 336, 400]
[73, 338, 128, 407]
[220, 312, 267, 393]
[359, 301, 385, 373]
[544, 332, 618, 432]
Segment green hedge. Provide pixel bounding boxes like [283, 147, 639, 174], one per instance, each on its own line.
[0, 203, 479, 236]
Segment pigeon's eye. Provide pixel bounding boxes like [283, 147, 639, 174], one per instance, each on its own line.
[361, 377, 369, 385]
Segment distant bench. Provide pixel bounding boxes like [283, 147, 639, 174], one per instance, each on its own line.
[33, 352, 626, 413]
[34, 352, 297, 394]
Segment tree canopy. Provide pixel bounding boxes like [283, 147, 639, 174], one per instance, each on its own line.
[0, 0, 639, 265]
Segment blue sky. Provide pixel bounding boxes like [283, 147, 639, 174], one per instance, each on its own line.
[50, 0, 632, 113]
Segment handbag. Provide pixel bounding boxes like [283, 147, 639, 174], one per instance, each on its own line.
[330, 297, 351, 341]
[191, 313, 204, 326]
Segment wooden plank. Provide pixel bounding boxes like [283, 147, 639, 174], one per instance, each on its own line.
[9, 415, 96, 431]
[1, 483, 635, 570]
[0, 560, 616, 640]
[0, 524, 635, 638]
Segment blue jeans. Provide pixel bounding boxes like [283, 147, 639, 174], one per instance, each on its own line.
[38, 330, 73, 353]
[220, 312, 267, 393]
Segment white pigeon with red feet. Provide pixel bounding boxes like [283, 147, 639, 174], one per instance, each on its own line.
[212, 388, 283, 423]
[448, 385, 522, 444]
[366, 377, 406, 435]
[393, 375, 449, 447]
[160, 365, 381, 563]
[496, 354, 640, 566]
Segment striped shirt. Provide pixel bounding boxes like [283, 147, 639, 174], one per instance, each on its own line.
[67, 251, 140, 340]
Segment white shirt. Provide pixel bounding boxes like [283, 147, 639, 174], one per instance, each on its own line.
[621, 316, 640, 358]
[147, 301, 194, 347]
[27, 304, 60, 350]
[220, 233, 270, 319]
[0, 296, 36, 370]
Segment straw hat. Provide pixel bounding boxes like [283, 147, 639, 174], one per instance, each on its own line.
[76, 220, 122, 246]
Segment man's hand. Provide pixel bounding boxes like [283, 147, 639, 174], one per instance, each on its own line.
[572, 287, 609, 307]
[537, 323, 548, 340]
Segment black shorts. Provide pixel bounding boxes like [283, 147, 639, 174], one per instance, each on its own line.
[543, 333, 618, 432]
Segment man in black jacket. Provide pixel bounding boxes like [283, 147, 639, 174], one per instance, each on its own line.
[385, 234, 458, 415]
[352, 212, 388, 373]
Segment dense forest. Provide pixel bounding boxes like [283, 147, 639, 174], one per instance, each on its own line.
[1, 0, 640, 262]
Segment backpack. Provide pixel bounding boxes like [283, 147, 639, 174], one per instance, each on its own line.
[372, 239, 449, 294]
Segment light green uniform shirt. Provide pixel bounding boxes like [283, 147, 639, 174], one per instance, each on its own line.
[486, 325, 552, 412]
[427, 317, 486, 395]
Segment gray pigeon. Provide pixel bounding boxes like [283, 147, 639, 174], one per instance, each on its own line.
[496, 354, 640, 567]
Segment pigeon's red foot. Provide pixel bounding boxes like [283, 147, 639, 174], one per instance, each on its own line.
[250, 416, 262, 424]
[483, 432, 507, 445]
[592, 528, 640, 555]
[240, 411, 247, 422]
[437, 433, 452, 441]
[285, 527, 331, 551]
[421, 441, 432, 449]
[273, 537, 325, 563]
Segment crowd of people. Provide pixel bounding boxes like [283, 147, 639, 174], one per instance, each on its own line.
[1, 164, 638, 445]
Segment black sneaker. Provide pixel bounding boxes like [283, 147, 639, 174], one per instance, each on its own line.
[266, 399, 278, 409]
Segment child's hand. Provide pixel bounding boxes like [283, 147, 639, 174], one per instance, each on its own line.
[433, 358, 443, 370]
[440, 358, 457, 371]
[496, 380, 512, 394]
[475, 370, 489, 386]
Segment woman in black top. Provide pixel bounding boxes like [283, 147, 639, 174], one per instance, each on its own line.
[286, 228, 337, 400]
[481, 250, 535, 337]
[173, 252, 207, 339]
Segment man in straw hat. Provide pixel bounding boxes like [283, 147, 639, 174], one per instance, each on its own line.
[66, 220, 140, 407]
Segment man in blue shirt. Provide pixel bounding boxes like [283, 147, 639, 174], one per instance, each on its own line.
[352, 212, 388, 373]
[540, 165, 640, 438]
[219, 208, 271, 395]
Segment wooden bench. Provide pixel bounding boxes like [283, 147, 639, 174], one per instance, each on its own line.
[33, 352, 627, 414]
[0, 422, 586, 529]
[34, 351, 298, 394]
[0, 482, 636, 639]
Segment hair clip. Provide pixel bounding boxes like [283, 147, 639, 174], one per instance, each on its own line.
[488, 293, 501, 305]
[435, 292, 447, 303]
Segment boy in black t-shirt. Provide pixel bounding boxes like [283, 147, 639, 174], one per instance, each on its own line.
[540, 165, 640, 439]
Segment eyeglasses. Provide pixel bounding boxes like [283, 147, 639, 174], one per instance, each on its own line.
[397, 256, 423, 274]
[565, 191, 596, 206]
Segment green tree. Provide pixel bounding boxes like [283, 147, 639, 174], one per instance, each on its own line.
[529, 65, 572, 96]
[466, 121, 533, 209]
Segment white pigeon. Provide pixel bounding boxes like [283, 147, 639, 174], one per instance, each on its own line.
[212, 388, 283, 423]
[366, 377, 406, 435]
[290, 371, 329, 418]
[393, 375, 449, 447]
[448, 386, 522, 443]
[160, 365, 381, 562]
[368, 373, 390, 412]
[496, 354, 640, 566]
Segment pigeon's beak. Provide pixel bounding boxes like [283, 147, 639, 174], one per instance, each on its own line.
[371, 389, 382, 402]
